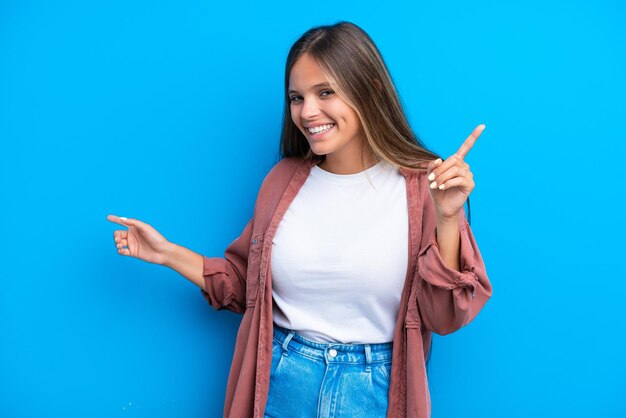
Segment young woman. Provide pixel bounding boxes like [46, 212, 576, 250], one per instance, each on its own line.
[108, 21, 492, 418]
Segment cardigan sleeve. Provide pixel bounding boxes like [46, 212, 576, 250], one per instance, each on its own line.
[200, 217, 253, 314]
[416, 199, 492, 335]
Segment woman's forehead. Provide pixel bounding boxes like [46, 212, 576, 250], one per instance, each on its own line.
[289, 54, 336, 91]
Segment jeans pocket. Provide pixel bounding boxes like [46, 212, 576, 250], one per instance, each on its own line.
[377, 361, 392, 381]
[370, 361, 392, 397]
[270, 338, 284, 375]
[267, 343, 320, 417]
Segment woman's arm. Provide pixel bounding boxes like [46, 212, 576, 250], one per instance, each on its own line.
[435, 214, 461, 272]
[108, 214, 252, 313]
[416, 125, 492, 334]
[162, 243, 205, 289]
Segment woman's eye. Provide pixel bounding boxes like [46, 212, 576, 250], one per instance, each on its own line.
[289, 96, 302, 103]
[320, 89, 335, 97]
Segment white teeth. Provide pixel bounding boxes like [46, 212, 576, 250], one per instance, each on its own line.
[307, 124, 334, 134]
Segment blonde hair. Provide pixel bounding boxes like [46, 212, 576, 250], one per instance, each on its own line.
[279, 21, 440, 170]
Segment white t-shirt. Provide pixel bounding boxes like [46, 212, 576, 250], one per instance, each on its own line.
[271, 160, 409, 343]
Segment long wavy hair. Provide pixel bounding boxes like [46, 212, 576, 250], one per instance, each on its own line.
[279, 21, 440, 171]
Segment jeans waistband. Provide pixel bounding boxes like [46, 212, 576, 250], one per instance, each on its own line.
[272, 323, 393, 365]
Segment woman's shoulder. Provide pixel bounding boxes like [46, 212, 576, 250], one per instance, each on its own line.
[250, 157, 309, 225]
[262, 156, 307, 184]
[271, 156, 306, 172]
[255, 156, 309, 200]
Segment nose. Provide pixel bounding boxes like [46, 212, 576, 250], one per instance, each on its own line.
[300, 97, 320, 120]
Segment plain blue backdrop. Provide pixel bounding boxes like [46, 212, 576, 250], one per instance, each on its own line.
[1, 0, 625, 417]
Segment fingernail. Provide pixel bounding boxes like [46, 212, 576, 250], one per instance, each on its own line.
[430, 181, 437, 189]
[428, 173, 435, 181]
[438, 184, 445, 190]
[120, 217, 127, 221]
[435, 158, 442, 165]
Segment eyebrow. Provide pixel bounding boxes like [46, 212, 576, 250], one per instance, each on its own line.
[288, 82, 332, 95]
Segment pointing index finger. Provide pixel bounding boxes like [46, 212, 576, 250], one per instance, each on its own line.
[455, 124, 485, 159]
[107, 214, 129, 226]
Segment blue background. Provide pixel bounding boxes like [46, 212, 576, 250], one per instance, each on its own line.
[1, 0, 625, 417]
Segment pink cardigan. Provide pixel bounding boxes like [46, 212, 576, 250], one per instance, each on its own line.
[201, 156, 492, 417]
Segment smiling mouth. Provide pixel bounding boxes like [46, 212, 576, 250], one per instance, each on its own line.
[306, 123, 335, 135]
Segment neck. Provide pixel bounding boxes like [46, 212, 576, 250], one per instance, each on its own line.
[318, 153, 379, 175]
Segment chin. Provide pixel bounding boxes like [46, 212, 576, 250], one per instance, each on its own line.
[308, 144, 332, 157]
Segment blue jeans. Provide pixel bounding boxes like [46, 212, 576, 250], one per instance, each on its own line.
[264, 324, 393, 418]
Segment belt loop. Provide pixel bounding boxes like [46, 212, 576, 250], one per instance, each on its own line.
[364, 344, 372, 372]
[282, 331, 295, 356]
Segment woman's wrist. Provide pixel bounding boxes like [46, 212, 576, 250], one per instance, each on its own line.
[435, 210, 460, 226]
[160, 242, 206, 289]
[161, 241, 179, 267]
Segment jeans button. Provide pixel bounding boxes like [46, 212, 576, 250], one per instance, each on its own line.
[328, 349, 338, 358]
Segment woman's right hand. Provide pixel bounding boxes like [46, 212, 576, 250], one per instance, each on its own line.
[107, 215, 173, 265]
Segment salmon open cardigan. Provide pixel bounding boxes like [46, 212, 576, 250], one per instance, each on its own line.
[201, 156, 492, 417]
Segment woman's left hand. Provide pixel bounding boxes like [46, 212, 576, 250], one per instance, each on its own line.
[426, 124, 485, 219]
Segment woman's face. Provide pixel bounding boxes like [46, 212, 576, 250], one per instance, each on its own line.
[288, 53, 366, 168]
